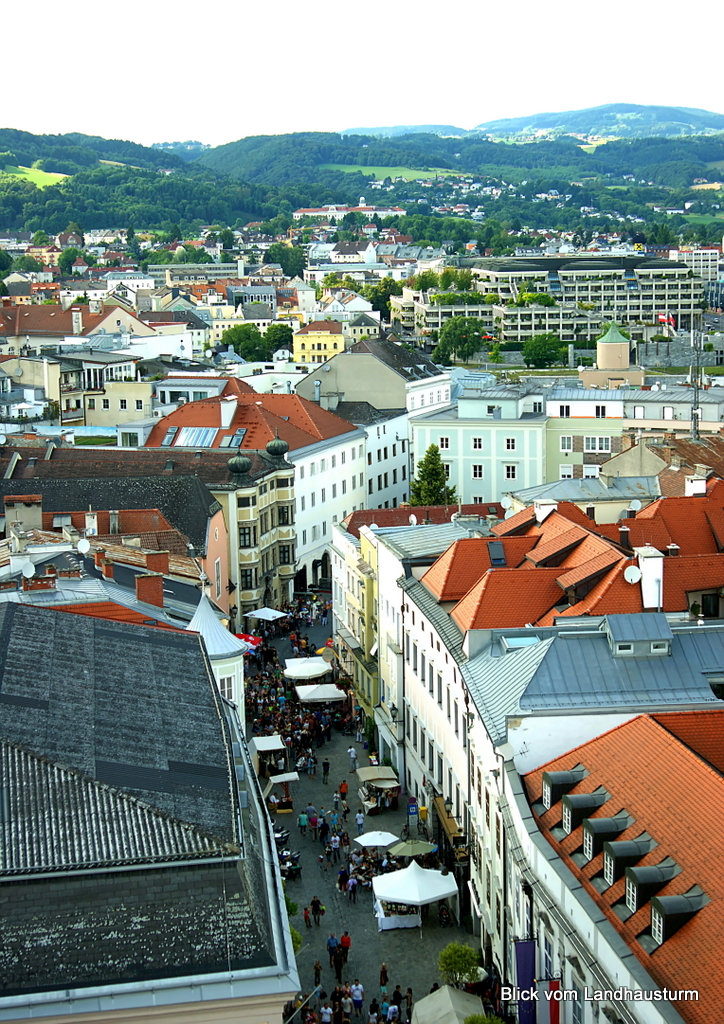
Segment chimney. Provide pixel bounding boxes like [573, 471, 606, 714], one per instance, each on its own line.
[100, 557, 114, 580]
[619, 525, 631, 549]
[634, 546, 664, 610]
[71, 308, 83, 335]
[685, 475, 707, 497]
[667, 543, 680, 557]
[313, 380, 322, 403]
[94, 547, 106, 568]
[220, 395, 238, 428]
[145, 550, 170, 574]
[534, 500, 558, 523]
[3, 494, 42, 532]
[109, 510, 119, 535]
[135, 572, 164, 608]
[89, 298, 101, 314]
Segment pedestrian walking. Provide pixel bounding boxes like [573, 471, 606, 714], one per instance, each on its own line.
[309, 813, 319, 841]
[390, 986, 403, 1009]
[351, 980, 365, 1019]
[355, 719, 363, 743]
[340, 930, 351, 962]
[322, 758, 330, 783]
[404, 989, 413, 1023]
[342, 799, 350, 822]
[340, 780, 349, 801]
[347, 745, 358, 771]
[333, 948, 345, 984]
[337, 866, 349, 892]
[310, 895, 323, 926]
[342, 993, 354, 1019]
[325, 843, 334, 866]
[346, 876, 358, 902]
[330, 833, 341, 861]
[303, 906, 312, 929]
[318, 853, 327, 872]
[320, 1001, 334, 1024]
[385, 1005, 399, 1023]
[326, 933, 339, 967]
[314, 960, 323, 987]
[379, 964, 388, 996]
[319, 819, 330, 845]
[298, 811, 308, 836]
[368, 999, 380, 1024]
[333, 790, 340, 810]
[355, 809, 365, 835]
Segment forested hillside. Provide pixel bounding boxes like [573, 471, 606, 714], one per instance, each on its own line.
[195, 130, 724, 189]
[0, 128, 185, 174]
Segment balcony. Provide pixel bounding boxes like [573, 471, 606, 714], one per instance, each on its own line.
[61, 408, 84, 423]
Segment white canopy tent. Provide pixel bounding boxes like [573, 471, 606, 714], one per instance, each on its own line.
[284, 657, 331, 680]
[295, 682, 346, 703]
[411, 986, 483, 1024]
[372, 859, 459, 927]
[245, 607, 288, 621]
[248, 734, 286, 775]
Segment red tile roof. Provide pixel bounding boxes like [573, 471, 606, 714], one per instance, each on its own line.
[594, 519, 673, 550]
[634, 496, 719, 555]
[48, 601, 183, 631]
[144, 392, 356, 450]
[296, 320, 343, 335]
[524, 525, 588, 565]
[524, 713, 724, 1024]
[538, 561, 644, 624]
[493, 502, 595, 537]
[422, 536, 538, 601]
[451, 568, 564, 630]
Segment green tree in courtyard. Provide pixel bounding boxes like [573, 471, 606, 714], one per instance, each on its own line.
[437, 942, 481, 988]
[409, 444, 457, 506]
[521, 332, 565, 368]
[222, 323, 273, 361]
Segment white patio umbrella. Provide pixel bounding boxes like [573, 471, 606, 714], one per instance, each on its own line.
[353, 830, 399, 848]
[245, 607, 287, 621]
[284, 657, 331, 680]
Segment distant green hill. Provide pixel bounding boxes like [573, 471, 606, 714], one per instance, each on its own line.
[341, 124, 468, 138]
[0, 128, 184, 175]
[474, 103, 724, 137]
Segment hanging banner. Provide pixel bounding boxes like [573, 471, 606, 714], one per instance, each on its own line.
[514, 939, 537, 1024]
[536, 979, 561, 1024]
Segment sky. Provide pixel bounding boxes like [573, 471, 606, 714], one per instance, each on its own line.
[5, 0, 723, 149]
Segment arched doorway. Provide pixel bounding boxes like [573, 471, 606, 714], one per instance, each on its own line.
[294, 565, 308, 594]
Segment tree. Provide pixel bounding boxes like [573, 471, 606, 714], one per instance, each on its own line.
[222, 323, 273, 361]
[265, 323, 294, 352]
[436, 316, 487, 364]
[522, 333, 565, 368]
[31, 230, 49, 246]
[0, 151, 17, 167]
[218, 228, 235, 249]
[266, 243, 305, 278]
[11, 255, 42, 273]
[0, 249, 12, 274]
[488, 343, 503, 364]
[464, 1016, 506, 1024]
[409, 444, 457, 506]
[437, 942, 481, 988]
[58, 247, 85, 275]
[364, 277, 403, 318]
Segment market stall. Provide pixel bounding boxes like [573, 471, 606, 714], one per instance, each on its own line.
[248, 734, 286, 777]
[356, 765, 400, 816]
[294, 682, 347, 703]
[262, 770, 299, 812]
[371, 860, 459, 931]
[373, 899, 421, 931]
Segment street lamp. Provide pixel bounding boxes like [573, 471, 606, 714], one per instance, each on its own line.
[389, 702, 398, 722]
[444, 796, 453, 816]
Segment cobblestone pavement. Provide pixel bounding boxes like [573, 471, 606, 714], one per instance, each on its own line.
[267, 621, 474, 1011]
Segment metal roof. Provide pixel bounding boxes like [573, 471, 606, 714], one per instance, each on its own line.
[606, 613, 673, 643]
[508, 476, 661, 503]
[399, 575, 465, 663]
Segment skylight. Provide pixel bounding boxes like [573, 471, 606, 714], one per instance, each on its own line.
[160, 426, 178, 447]
[175, 427, 218, 447]
[219, 429, 248, 448]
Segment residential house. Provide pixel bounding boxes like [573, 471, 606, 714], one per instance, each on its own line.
[293, 320, 346, 363]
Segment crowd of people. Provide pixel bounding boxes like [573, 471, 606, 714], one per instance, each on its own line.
[285, 969, 430, 1024]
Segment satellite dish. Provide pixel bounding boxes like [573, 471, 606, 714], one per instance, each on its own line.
[321, 647, 336, 663]
[629, 499, 642, 511]
[624, 565, 642, 585]
[504, 509, 517, 520]
[21, 562, 35, 579]
[369, 523, 379, 530]
[77, 538, 91, 554]
[501, 495, 513, 509]
[13, 366, 22, 378]
[408, 514, 418, 525]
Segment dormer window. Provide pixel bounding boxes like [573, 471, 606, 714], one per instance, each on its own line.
[626, 875, 637, 913]
[563, 803, 572, 834]
[617, 643, 632, 653]
[651, 642, 667, 653]
[583, 830, 593, 861]
[543, 780, 552, 809]
[651, 907, 664, 944]
[604, 851, 615, 887]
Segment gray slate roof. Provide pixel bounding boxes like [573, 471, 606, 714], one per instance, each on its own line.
[349, 337, 442, 379]
[1, 739, 227, 874]
[507, 476, 661, 504]
[0, 604, 235, 841]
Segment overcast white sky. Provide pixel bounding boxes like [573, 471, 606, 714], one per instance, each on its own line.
[5, 0, 723, 148]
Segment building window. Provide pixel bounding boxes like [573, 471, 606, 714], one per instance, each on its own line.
[240, 568, 255, 589]
[595, 404, 606, 418]
[472, 465, 483, 479]
[505, 465, 517, 479]
[119, 399, 127, 410]
[472, 437, 483, 450]
[239, 526, 255, 547]
[559, 404, 570, 418]
[420, 653, 426, 684]
[651, 906, 664, 944]
[219, 675, 234, 700]
[583, 466, 600, 478]
[584, 436, 611, 452]
[439, 437, 450, 449]
[321, 488, 326, 502]
[533, 401, 543, 413]
[560, 436, 573, 451]
[136, 399, 143, 410]
[102, 399, 110, 410]
[437, 673, 442, 705]
[506, 438, 516, 450]
[443, 464, 451, 479]
[562, 803, 572, 834]
[633, 405, 645, 419]
[412, 644, 418, 672]
[215, 558, 221, 598]
[87, 398, 95, 410]
[542, 780, 552, 810]
[542, 933, 553, 978]
[560, 465, 573, 479]
[663, 406, 674, 420]
[279, 544, 292, 564]
[454, 701, 459, 736]
[625, 874, 637, 913]
[428, 663, 434, 694]
[278, 505, 291, 525]
[368, 480, 373, 494]
[603, 851, 615, 887]
[583, 829, 593, 861]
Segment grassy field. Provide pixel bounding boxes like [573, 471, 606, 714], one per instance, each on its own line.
[683, 212, 724, 224]
[318, 163, 460, 180]
[2, 164, 67, 188]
